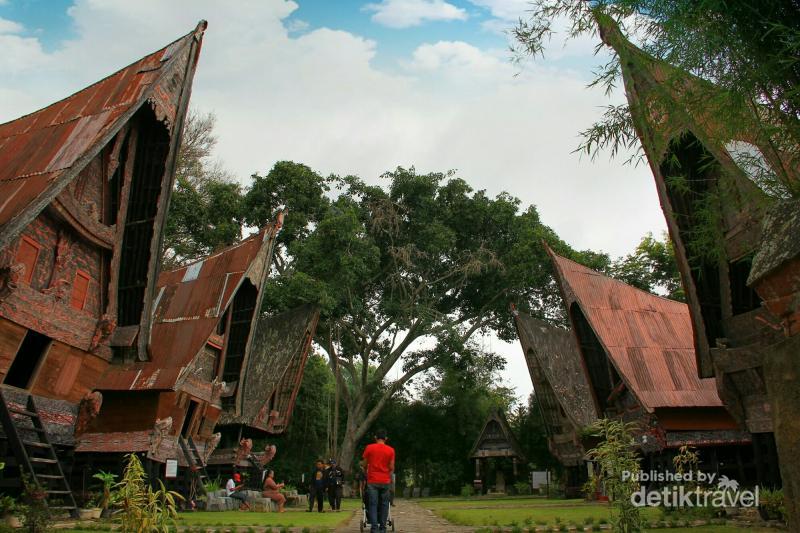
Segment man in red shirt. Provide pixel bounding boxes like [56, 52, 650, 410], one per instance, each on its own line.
[362, 429, 395, 533]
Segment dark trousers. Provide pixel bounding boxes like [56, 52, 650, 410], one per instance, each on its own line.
[366, 483, 391, 533]
[308, 487, 325, 512]
[328, 484, 343, 510]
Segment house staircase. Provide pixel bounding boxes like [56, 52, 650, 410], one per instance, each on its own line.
[0, 387, 77, 517]
[179, 436, 209, 497]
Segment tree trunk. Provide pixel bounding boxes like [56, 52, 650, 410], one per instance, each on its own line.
[337, 402, 367, 474]
[763, 335, 800, 530]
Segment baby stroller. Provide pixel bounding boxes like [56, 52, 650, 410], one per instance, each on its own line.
[360, 485, 395, 532]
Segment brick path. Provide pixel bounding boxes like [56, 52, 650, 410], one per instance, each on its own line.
[336, 499, 475, 532]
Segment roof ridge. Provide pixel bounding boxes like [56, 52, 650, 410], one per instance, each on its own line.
[0, 21, 205, 130]
[549, 248, 686, 307]
[165, 222, 278, 273]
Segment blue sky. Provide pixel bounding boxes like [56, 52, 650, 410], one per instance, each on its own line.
[0, 0, 74, 50]
[0, 0, 667, 402]
[2, 0, 506, 55]
[0, 0, 596, 73]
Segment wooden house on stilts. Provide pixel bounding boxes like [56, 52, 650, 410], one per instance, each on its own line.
[0, 20, 319, 507]
[593, 13, 799, 518]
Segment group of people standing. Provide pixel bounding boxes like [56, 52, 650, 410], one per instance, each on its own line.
[307, 429, 395, 533]
[306, 458, 345, 512]
[224, 429, 395, 533]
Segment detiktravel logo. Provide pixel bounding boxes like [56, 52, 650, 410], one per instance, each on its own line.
[622, 470, 759, 508]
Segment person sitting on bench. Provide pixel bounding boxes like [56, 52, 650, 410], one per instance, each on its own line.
[226, 472, 250, 510]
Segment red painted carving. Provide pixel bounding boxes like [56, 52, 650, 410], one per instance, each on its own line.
[234, 438, 253, 464]
[149, 417, 173, 457]
[75, 391, 103, 435]
[90, 314, 117, 352]
[42, 278, 71, 303]
[203, 433, 221, 464]
[0, 263, 25, 298]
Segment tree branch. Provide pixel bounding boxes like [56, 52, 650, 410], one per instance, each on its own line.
[373, 319, 424, 383]
[358, 361, 434, 435]
[326, 329, 352, 408]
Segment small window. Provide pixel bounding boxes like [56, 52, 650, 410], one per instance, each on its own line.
[71, 270, 91, 310]
[181, 400, 199, 438]
[15, 237, 41, 285]
[4, 330, 51, 389]
[216, 308, 229, 336]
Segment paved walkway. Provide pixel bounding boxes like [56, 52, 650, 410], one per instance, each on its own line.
[336, 499, 474, 532]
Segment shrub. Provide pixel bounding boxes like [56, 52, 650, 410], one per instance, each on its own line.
[203, 479, 222, 494]
[92, 470, 118, 512]
[20, 474, 50, 533]
[759, 488, 785, 521]
[0, 495, 16, 516]
[115, 453, 183, 533]
[513, 482, 531, 495]
[460, 484, 475, 498]
[586, 419, 643, 532]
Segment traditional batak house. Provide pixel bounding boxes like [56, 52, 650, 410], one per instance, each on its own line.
[73, 221, 282, 493]
[208, 303, 319, 478]
[547, 247, 777, 487]
[469, 409, 527, 495]
[512, 309, 596, 496]
[593, 13, 796, 513]
[0, 22, 207, 510]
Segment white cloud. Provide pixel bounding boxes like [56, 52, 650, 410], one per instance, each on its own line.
[286, 18, 309, 33]
[363, 0, 467, 28]
[408, 40, 505, 74]
[0, 18, 49, 75]
[468, 0, 599, 60]
[0, 16, 23, 34]
[0, 0, 667, 400]
[468, 0, 530, 21]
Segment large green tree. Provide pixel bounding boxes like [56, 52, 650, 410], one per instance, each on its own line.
[371, 347, 516, 495]
[260, 166, 600, 473]
[611, 232, 683, 301]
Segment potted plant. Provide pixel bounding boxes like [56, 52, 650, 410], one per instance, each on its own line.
[77, 492, 102, 520]
[92, 470, 117, 518]
[0, 495, 20, 528]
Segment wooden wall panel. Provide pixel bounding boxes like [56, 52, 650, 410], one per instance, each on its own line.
[0, 319, 26, 379]
[30, 342, 108, 403]
[86, 391, 159, 432]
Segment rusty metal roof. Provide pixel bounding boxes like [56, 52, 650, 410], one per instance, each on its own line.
[0, 21, 207, 247]
[548, 248, 723, 411]
[100, 223, 281, 391]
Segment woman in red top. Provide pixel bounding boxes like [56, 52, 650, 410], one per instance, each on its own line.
[262, 470, 287, 513]
[362, 429, 395, 533]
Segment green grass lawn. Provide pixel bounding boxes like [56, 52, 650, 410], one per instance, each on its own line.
[420, 496, 659, 527]
[419, 497, 586, 509]
[174, 499, 356, 528]
[419, 496, 774, 530]
[645, 526, 775, 533]
[63, 499, 357, 531]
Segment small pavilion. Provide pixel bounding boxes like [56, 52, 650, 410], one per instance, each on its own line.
[469, 409, 527, 494]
